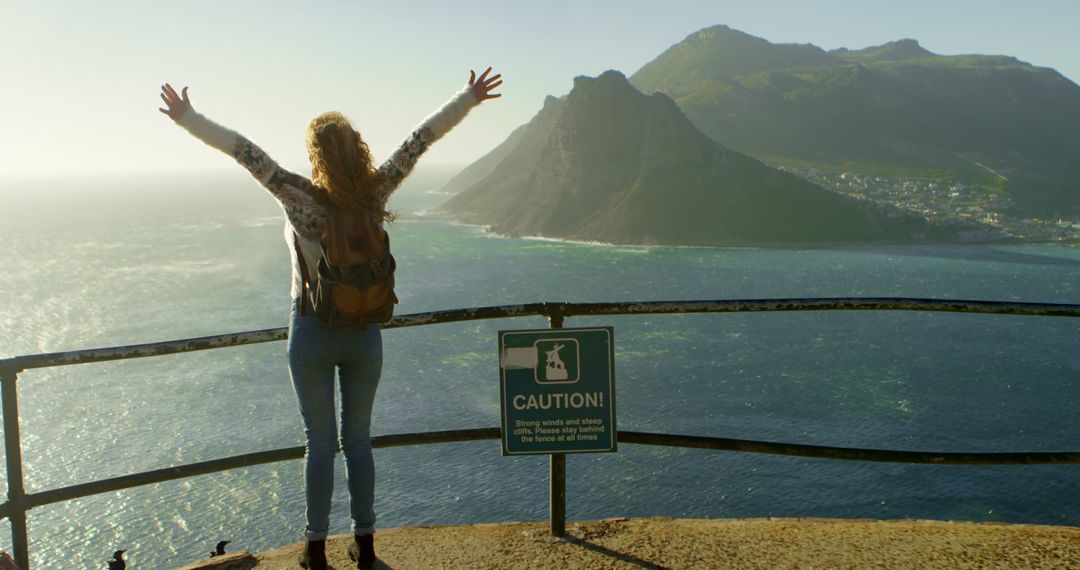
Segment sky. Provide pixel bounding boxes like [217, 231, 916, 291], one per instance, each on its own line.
[1, 0, 1078, 180]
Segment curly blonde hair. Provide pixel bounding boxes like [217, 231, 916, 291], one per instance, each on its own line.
[306, 111, 392, 221]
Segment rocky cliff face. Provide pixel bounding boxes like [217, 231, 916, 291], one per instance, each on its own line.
[443, 70, 943, 246]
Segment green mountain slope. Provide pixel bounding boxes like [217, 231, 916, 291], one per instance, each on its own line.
[442, 70, 948, 246]
[630, 25, 1080, 215]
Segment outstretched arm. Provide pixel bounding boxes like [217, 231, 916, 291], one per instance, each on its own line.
[158, 83, 324, 237]
[161, 83, 233, 154]
[377, 67, 503, 198]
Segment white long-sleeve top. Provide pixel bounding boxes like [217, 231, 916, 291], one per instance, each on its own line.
[176, 87, 480, 300]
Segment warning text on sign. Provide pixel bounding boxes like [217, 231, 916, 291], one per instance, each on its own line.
[499, 327, 616, 455]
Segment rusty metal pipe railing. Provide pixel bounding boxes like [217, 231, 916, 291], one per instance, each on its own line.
[7, 298, 1080, 373]
[3, 303, 551, 372]
[4, 426, 1076, 518]
[615, 431, 1080, 465]
[3, 297, 1080, 570]
[1, 365, 29, 570]
[7, 428, 503, 513]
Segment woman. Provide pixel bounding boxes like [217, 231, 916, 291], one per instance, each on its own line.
[159, 68, 502, 570]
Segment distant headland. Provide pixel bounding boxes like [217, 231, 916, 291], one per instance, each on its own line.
[440, 25, 1080, 245]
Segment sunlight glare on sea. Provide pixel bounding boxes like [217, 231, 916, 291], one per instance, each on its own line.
[1, 172, 1078, 568]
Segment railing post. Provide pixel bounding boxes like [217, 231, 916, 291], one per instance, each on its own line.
[546, 304, 566, 537]
[549, 453, 566, 537]
[1, 365, 30, 570]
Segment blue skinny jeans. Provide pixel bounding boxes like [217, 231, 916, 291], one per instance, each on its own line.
[287, 297, 382, 540]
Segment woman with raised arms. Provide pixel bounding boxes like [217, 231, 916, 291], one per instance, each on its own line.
[159, 67, 502, 569]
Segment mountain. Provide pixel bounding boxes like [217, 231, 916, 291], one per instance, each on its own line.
[441, 70, 949, 246]
[630, 25, 1080, 215]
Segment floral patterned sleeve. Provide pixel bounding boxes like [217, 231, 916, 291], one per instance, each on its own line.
[375, 86, 480, 201]
[176, 110, 325, 238]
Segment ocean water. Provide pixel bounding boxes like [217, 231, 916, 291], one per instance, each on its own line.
[1, 171, 1079, 569]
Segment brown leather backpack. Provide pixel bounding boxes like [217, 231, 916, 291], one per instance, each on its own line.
[294, 208, 397, 327]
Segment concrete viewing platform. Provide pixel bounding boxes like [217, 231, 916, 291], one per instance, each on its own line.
[178, 516, 1080, 569]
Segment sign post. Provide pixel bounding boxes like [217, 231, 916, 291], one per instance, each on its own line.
[499, 325, 616, 536]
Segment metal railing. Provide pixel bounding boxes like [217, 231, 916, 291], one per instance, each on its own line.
[3, 297, 1080, 569]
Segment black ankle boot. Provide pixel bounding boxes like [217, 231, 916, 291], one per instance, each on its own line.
[299, 539, 327, 570]
[346, 533, 376, 569]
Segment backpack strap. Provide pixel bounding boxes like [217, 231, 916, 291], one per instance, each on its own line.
[292, 232, 312, 316]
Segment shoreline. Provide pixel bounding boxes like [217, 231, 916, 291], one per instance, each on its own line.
[406, 213, 1077, 250]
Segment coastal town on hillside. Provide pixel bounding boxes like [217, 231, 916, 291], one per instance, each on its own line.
[777, 166, 1080, 242]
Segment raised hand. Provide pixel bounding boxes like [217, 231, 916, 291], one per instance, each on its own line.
[158, 83, 193, 121]
[469, 67, 503, 102]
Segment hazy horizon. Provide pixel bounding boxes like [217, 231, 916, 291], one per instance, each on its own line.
[3, 0, 1079, 179]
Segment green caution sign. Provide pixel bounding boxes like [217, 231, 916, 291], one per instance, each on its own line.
[499, 327, 616, 455]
